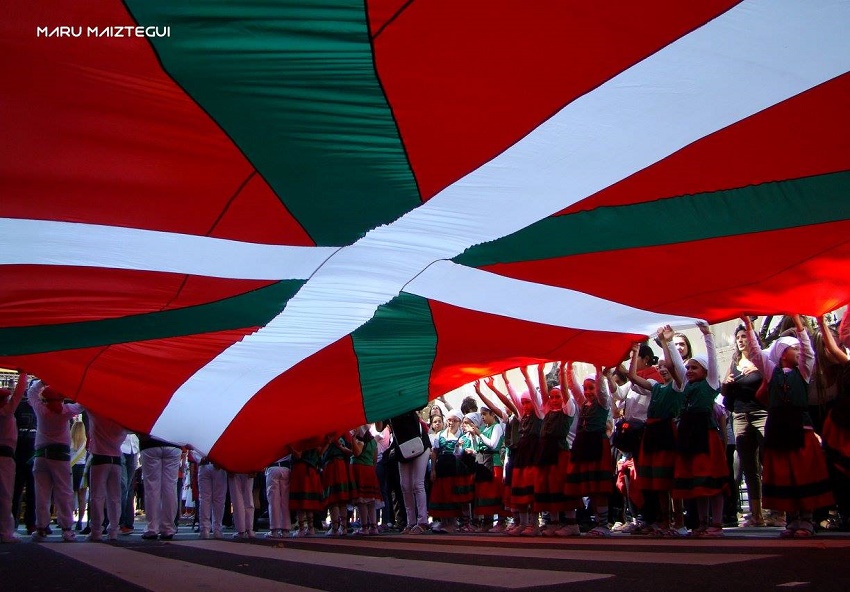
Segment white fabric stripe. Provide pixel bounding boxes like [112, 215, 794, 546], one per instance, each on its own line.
[0, 218, 335, 280]
[406, 261, 699, 335]
[147, 0, 849, 452]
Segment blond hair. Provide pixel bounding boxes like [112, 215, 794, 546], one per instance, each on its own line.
[70, 420, 87, 451]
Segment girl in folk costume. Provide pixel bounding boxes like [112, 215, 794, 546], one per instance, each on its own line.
[628, 327, 683, 536]
[471, 379, 509, 532]
[349, 425, 382, 535]
[289, 441, 325, 537]
[564, 363, 614, 536]
[821, 312, 850, 530]
[501, 368, 544, 536]
[28, 381, 84, 542]
[477, 375, 522, 529]
[743, 315, 834, 537]
[0, 371, 27, 544]
[429, 409, 471, 532]
[456, 412, 484, 532]
[667, 321, 729, 537]
[321, 431, 353, 536]
[532, 363, 580, 537]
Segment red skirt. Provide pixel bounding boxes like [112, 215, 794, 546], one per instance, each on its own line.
[321, 457, 352, 506]
[533, 450, 572, 512]
[763, 429, 835, 512]
[510, 465, 537, 507]
[564, 438, 614, 497]
[289, 463, 324, 511]
[429, 474, 474, 517]
[636, 420, 676, 491]
[474, 466, 505, 515]
[350, 463, 381, 502]
[822, 414, 850, 476]
[672, 429, 729, 499]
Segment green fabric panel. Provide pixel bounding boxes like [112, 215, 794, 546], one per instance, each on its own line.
[0, 281, 304, 355]
[456, 171, 850, 266]
[125, 0, 420, 246]
[352, 293, 436, 421]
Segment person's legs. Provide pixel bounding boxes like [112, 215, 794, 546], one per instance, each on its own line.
[89, 464, 107, 540]
[140, 449, 162, 536]
[32, 458, 53, 532]
[158, 447, 181, 536]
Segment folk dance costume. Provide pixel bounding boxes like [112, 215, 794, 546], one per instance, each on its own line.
[564, 399, 612, 497]
[473, 416, 506, 518]
[322, 434, 353, 536]
[289, 447, 324, 536]
[748, 328, 833, 537]
[350, 430, 382, 535]
[533, 403, 575, 514]
[0, 373, 27, 543]
[635, 381, 681, 492]
[821, 313, 850, 526]
[28, 381, 84, 542]
[564, 373, 613, 536]
[429, 413, 473, 524]
[86, 411, 127, 541]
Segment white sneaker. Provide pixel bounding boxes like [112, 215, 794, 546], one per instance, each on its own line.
[520, 525, 539, 537]
[31, 529, 48, 542]
[62, 529, 77, 542]
[199, 529, 211, 540]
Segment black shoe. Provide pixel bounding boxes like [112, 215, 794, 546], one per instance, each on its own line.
[159, 534, 174, 541]
[44, 525, 53, 535]
[74, 521, 82, 531]
[81, 526, 92, 535]
[141, 531, 159, 540]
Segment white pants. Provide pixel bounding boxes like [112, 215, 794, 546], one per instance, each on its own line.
[265, 465, 291, 531]
[0, 456, 15, 539]
[90, 462, 122, 537]
[197, 464, 227, 533]
[228, 473, 255, 534]
[399, 452, 429, 527]
[140, 446, 181, 536]
[33, 457, 75, 530]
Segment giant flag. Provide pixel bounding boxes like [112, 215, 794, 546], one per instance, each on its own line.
[2, 1, 849, 470]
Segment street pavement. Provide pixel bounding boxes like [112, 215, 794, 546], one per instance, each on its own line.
[1, 523, 848, 592]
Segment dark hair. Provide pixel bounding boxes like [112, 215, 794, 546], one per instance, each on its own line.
[673, 333, 693, 360]
[638, 343, 659, 365]
[460, 396, 478, 414]
[731, 324, 753, 365]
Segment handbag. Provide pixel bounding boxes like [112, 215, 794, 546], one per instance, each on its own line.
[612, 417, 645, 454]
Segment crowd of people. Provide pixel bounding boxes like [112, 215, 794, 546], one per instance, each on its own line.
[1, 313, 848, 543]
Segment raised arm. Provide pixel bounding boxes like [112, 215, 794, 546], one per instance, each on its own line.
[475, 379, 508, 421]
[658, 325, 683, 388]
[0, 371, 27, 416]
[793, 314, 814, 382]
[818, 315, 850, 364]
[697, 321, 720, 390]
[840, 311, 850, 350]
[565, 361, 585, 406]
[495, 373, 522, 417]
[742, 316, 771, 377]
[596, 367, 611, 409]
[627, 344, 654, 392]
[521, 365, 545, 419]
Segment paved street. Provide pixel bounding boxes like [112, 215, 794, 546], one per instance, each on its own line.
[2, 527, 848, 592]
